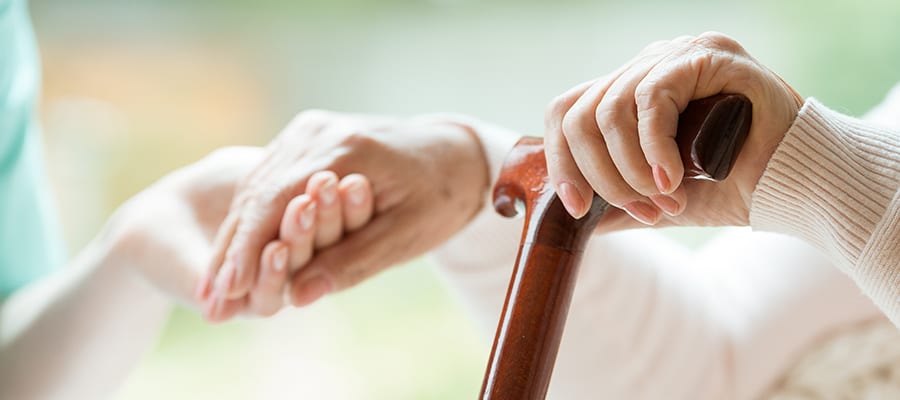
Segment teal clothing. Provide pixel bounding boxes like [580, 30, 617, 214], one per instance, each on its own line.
[0, 0, 65, 297]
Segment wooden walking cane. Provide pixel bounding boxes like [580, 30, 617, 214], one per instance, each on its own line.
[481, 94, 752, 399]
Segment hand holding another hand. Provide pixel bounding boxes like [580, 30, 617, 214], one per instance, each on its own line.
[197, 111, 491, 321]
[197, 170, 376, 321]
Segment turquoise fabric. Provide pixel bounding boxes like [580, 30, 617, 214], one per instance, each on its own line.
[0, 0, 65, 297]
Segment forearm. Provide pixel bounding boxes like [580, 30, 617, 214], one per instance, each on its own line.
[428, 113, 889, 399]
[426, 115, 731, 398]
[750, 96, 900, 326]
[436, 212, 883, 400]
[0, 228, 172, 399]
[433, 208, 733, 399]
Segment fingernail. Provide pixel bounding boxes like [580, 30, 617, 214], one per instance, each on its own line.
[320, 179, 337, 205]
[273, 246, 288, 272]
[623, 201, 660, 225]
[650, 194, 681, 216]
[652, 164, 671, 194]
[558, 182, 585, 218]
[348, 181, 367, 206]
[299, 202, 316, 230]
[292, 276, 333, 307]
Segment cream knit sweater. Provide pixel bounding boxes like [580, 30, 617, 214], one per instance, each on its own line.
[431, 86, 900, 399]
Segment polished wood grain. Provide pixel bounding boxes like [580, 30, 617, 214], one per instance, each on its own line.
[480, 94, 752, 400]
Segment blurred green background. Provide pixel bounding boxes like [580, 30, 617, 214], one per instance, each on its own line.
[29, 0, 899, 398]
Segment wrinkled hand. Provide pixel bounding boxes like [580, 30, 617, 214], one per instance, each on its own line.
[201, 111, 490, 312]
[545, 32, 803, 230]
[198, 170, 376, 321]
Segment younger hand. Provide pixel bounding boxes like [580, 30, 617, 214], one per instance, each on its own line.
[545, 32, 803, 229]
[108, 147, 263, 306]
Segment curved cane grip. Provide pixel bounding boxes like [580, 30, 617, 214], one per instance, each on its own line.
[481, 93, 752, 400]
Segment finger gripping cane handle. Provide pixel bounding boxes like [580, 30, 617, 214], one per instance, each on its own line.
[481, 94, 751, 400]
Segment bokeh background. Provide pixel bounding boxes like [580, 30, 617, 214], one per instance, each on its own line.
[29, 0, 900, 398]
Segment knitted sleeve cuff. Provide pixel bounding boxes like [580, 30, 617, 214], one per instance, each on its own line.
[750, 98, 900, 323]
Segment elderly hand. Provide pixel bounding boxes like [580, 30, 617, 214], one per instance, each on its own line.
[198, 111, 490, 313]
[545, 32, 803, 230]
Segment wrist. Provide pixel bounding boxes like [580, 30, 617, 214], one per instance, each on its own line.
[738, 77, 806, 222]
[750, 98, 900, 268]
[70, 203, 174, 311]
[96, 195, 184, 305]
[412, 113, 521, 204]
[433, 118, 491, 199]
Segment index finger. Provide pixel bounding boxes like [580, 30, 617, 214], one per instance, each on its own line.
[633, 35, 743, 193]
[196, 211, 239, 301]
[218, 165, 317, 299]
[544, 79, 598, 218]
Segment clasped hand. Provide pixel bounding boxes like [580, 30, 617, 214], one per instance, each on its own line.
[122, 32, 804, 323]
[193, 111, 490, 321]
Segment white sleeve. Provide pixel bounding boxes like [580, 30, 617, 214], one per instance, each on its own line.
[430, 116, 884, 400]
[750, 94, 900, 326]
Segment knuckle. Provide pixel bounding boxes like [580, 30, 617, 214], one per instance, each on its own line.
[234, 193, 287, 237]
[545, 94, 573, 126]
[692, 31, 742, 53]
[330, 131, 383, 170]
[266, 179, 298, 207]
[595, 95, 630, 134]
[689, 47, 717, 70]
[560, 110, 586, 140]
[594, 114, 616, 139]
[338, 130, 378, 150]
[634, 83, 673, 112]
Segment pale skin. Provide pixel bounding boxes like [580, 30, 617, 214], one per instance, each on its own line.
[196, 170, 377, 322]
[1, 30, 812, 396]
[201, 32, 804, 318]
[545, 32, 803, 229]
[0, 147, 262, 398]
[0, 145, 378, 397]
[196, 112, 490, 320]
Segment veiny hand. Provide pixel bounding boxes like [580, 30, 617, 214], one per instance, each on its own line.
[545, 32, 803, 230]
[198, 111, 490, 314]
